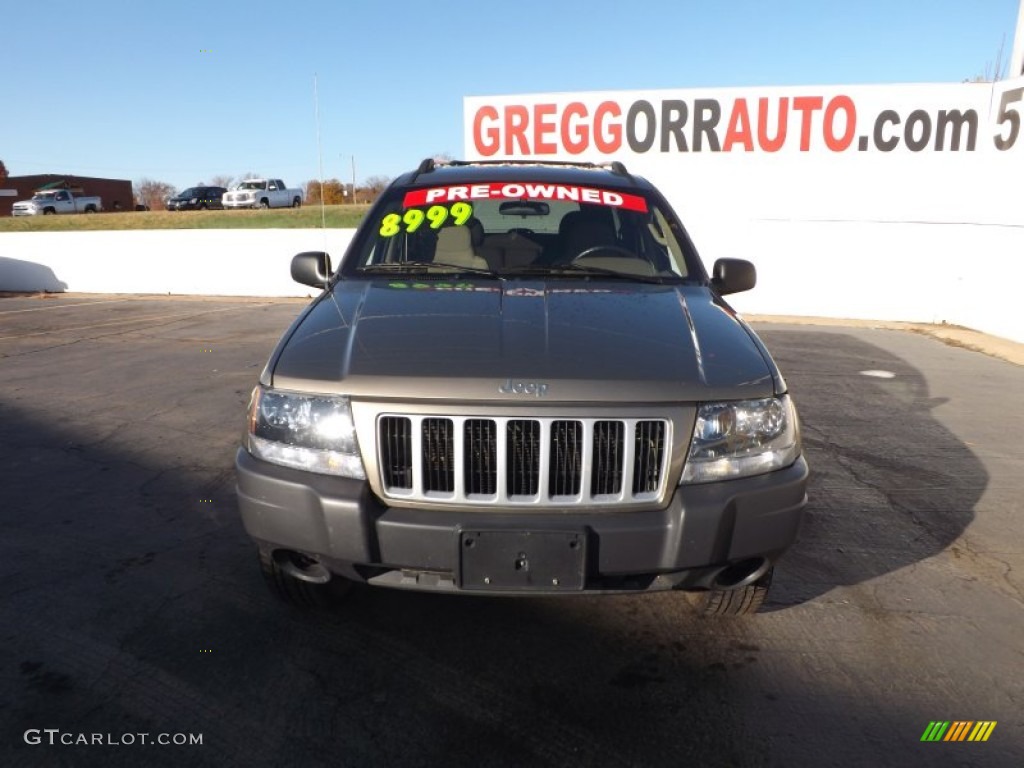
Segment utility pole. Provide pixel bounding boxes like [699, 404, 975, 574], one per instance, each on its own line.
[1012, 0, 1024, 78]
[351, 155, 357, 205]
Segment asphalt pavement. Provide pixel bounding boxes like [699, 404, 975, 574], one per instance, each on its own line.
[1, 294, 1021, 768]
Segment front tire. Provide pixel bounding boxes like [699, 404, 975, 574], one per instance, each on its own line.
[687, 567, 773, 616]
[258, 199, 270, 209]
[257, 547, 350, 608]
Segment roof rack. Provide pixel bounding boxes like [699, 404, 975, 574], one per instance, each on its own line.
[445, 159, 602, 169]
[409, 157, 436, 182]
[410, 158, 638, 186]
[444, 158, 633, 178]
[606, 161, 631, 177]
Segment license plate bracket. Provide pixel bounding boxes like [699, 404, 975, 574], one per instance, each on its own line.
[459, 530, 586, 592]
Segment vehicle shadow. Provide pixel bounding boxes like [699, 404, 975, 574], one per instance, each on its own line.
[753, 329, 986, 610]
[0, 320, 1006, 768]
[0, 257, 67, 293]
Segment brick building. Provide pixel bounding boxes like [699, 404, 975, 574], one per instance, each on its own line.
[0, 175, 134, 216]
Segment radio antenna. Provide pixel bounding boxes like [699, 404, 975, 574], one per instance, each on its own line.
[313, 73, 328, 249]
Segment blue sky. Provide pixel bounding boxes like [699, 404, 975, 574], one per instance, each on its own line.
[2, 0, 1020, 194]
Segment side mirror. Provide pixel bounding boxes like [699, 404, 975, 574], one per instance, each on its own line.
[291, 251, 332, 288]
[711, 258, 756, 295]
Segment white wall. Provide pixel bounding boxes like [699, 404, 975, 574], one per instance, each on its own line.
[4, 72, 1024, 345]
[0, 218, 1020, 342]
[711, 219, 1022, 342]
[464, 79, 1024, 343]
[2, 220, 1018, 343]
[0, 229, 355, 297]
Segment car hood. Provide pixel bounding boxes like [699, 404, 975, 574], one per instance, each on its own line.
[269, 279, 777, 403]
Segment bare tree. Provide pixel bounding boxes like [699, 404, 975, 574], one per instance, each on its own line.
[210, 174, 234, 189]
[135, 178, 177, 211]
[0, 159, 8, 188]
[432, 152, 455, 164]
[964, 34, 1009, 82]
[994, 33, 1007, 81]
[357, 175, 391, 204]
[363, 175, 391, 194]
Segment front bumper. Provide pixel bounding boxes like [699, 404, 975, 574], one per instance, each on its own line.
[235, 448, 808, 594]
[222, 199, 256, 209]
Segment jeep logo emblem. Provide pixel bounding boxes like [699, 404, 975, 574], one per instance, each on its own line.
[499, 378, 549, 397]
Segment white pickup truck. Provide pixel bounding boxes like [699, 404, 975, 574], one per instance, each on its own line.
[222, 179, 302, 210]
[12, 189, 103, 216]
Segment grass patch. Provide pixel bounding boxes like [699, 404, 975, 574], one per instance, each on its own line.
[0, 204, 370, 232]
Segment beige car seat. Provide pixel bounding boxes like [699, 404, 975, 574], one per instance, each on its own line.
[433, 225, 489, 270]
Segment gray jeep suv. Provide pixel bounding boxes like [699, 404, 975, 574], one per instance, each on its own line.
[235, 159, 808, 614]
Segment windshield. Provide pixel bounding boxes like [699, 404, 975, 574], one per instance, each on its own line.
[237, 180, 266, 190]
[177, 188, 198, 198]
[31, 192, 57, 201]
[347, 181, 696, 280]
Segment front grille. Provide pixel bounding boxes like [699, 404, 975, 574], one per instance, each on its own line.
[422, 418, 455, 493]
[633, 421, 666, 494]
[378, 415, 669, 506]
[379, 416, 413, 489]
[507, 420, 540, 495]
[592, 421, 624, 495]
[464, 419, 497, 495]
[549, 421, 583, 496]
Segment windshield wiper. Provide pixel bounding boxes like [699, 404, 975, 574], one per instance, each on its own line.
[356, 261, 500, 278]
[504, 263, 669, 284]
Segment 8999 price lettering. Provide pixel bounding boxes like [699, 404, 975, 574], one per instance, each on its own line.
[379, 202, 473, 237]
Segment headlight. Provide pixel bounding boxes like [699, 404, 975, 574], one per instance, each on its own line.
[681, 395, 800, 484]
[245, 387, 366, 479]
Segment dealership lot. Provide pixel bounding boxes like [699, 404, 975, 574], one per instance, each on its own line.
[1, 294, 1021, 767]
